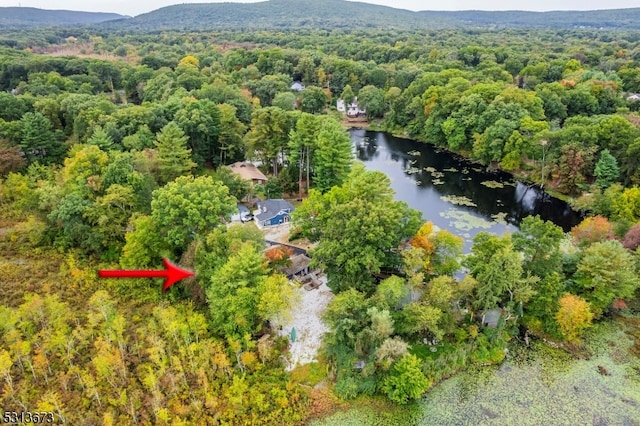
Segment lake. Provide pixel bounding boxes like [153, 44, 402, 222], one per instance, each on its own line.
[350, 129, 583, 249]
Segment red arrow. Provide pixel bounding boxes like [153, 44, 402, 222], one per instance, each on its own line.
[98, 258, 194, 291]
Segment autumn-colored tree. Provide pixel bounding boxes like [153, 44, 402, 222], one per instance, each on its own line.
[0, 140, 26, 175]
[570, 215, 614, 247]
[622, 223, 640, 250]
[264, 245, 294, 270]
[555, 293, 594, 343]
[410, 222, 435, 255]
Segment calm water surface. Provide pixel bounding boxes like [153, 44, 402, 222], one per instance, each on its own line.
[351, 129, 582, 249]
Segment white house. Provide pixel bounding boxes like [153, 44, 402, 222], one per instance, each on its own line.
[337, 97, 366, 117]
[291, 82, 305, 92]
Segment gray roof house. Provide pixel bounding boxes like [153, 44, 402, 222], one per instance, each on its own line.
[255, 199, 295, 227]
[291, 81, 305, 92]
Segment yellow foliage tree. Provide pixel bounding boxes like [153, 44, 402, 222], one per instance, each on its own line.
[555, 293, 594, 343]
[179, 55, 200, 69]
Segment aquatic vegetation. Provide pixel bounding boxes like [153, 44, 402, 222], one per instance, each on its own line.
[491, 212, 508, 225]
[408, 150, 421, 156]
[481, 180, 505, 188]
[439, 209, 495, 231]
[405, 167, 421, 174]
[432, 179, 444, 185]
[443, 167, 459, 172]
[314, 322, 640, 426]
[440, 195, 477, 207]
[423, 167, 445, 178]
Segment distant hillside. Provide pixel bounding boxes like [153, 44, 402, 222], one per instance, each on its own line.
[0, 7, 127, 28]
[105, 0, 451, 31]
[102, 0, 640, 31]
[420, 8, 640, 29]
[4, 1, 640, 32]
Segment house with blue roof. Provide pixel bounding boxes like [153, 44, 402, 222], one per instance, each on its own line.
[256, 199, 295, 227]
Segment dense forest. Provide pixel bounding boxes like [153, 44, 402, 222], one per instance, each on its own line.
[1, 11, 640, 424]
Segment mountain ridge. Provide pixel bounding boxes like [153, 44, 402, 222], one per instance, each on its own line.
[3, 1, 640, 31]
[0, 7, 128, 28]
[107, 0, 640, 31]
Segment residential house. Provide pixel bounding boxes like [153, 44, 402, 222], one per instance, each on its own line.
[481, 309, 502, 328]
[336, 97, 366, 117]
[255, 199, 295, 227]
[281, 254, 312, 280]
[291, 81, 305, 92]
[228, 161, 268, 185]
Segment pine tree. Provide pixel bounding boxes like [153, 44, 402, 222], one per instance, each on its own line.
[313, 118, 353, 192]
[19, 112, 64, 164]
[154, 122, 196, 184]
[86, 126, 114, 150]
[594, 148, 619, 189]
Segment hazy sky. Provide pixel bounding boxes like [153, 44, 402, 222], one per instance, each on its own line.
[1, 0, 638, 18]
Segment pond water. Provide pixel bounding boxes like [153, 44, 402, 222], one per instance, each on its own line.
[350, 129, 583, 249]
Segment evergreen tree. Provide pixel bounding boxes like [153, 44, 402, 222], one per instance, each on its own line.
[594, 148, 619, 189]
[18, 112, 64, 165]
[313, 117, 353, 192]
[86, 126, 114, 151]
[154, 122, 196, 184]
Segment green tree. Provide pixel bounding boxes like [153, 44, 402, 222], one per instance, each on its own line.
[573, 240, 640, 317]
[313, 117, 353, 193]
[512, 215, 565, 278]
[381, 354, 430, 404]
[357, 85, 386, 119]
[174, 99, 221, 166]
[340, 84, 355, 104]
[246, 106, 293, 177]
[120, 214, 170, 269]
[294, 164, 421, 293]
[217, 103, 246, 164]
[154, 122, 196, 185]
[19, 112, 64, 165]
[289, 112, 320, 195]
[250, 74, 292, 106]
[211, 166, 249, 201]
[465, 233, 536, 315]
[271, 92, 297, 111]
[299, 86, 327, 113]
[151, 175, 236, 253]
[206, 243, 293, 337]
[594, 148, 620, 189]
[86, 126, 114, 151]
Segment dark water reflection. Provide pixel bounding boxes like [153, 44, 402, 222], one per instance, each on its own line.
[351, 129, 582, 249]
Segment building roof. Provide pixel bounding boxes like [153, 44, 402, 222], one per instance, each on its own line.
[482, 309, 502, 327]
[227, 162, 268, 182]
[281, 254, 311, 277]
[256, 198, 295, 221]
[291, 82, 305, 92]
